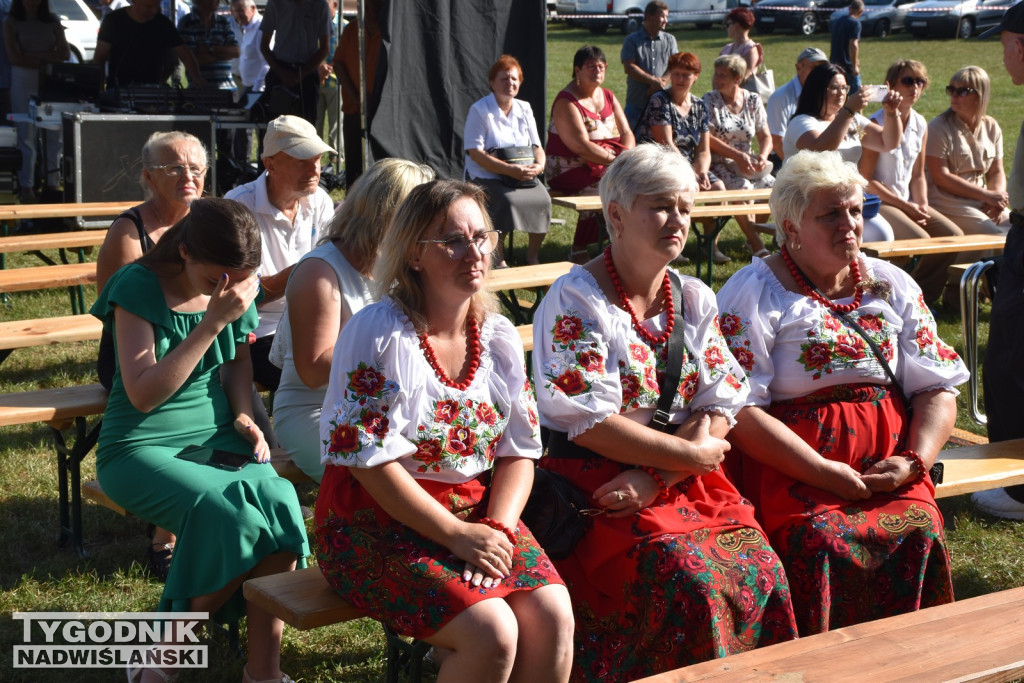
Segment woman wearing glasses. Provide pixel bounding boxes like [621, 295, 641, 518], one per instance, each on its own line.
[316, 180, 574, 682]
[95, 131, 208, 581]
[782, 62, 903, 241]
[860, 61, 964, 306]
[925, 66, 1011, 239]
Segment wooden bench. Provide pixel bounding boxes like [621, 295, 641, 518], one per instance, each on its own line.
[0, 261, 96, 314]
[634, 584, 1024, 682]
[487, 261, 572, 325]
[0, 229, 108, 256]
[551, 191, 773, 285]
[0, 200, 137, 224]
[0, 313, 102, 365]
[935, 437, 1024, 499]
[861, 234, 1006, 260]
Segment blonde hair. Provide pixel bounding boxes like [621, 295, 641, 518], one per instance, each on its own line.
[373, 180, 497, 332]
[714, 54, 747, 80]
[770, 150, 866, 246]
[947, 65, 991, 125]
[320, 158, 435, 275]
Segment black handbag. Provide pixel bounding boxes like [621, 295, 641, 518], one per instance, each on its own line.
[521, 273, 686, 559]
[489, 145, 539, 189]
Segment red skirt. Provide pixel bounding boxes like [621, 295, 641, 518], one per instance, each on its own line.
[314, 465, 564, 640]
[541, 455, 798, 681]
[731, 384, 954, 636]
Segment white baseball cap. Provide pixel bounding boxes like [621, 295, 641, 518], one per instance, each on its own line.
[262, 115, 336, 160]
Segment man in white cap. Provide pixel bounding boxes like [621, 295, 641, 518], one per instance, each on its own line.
[766, 46, 828, 164]
[972, 4, 1024, 519]
[225, 114, 335, 399]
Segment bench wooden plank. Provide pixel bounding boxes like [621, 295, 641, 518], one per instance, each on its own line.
[0, 383, 107, 429]
[518, 324, 532, 352]
[486, 261, 572, 292]
[0, 314, 102, 351]
[947, 426, 989, 447]
[0, 201, 137, 221]
[0, 261, 96, 293]
[935, 438, 1024, 499]
[552, 188, 772, 213]
[0, 230, 108, 254]
[634, 585, 1024, 682]
[243, 566, 365, 630]
[862, 234, 1006, 259]
[690, 202, 771, 219]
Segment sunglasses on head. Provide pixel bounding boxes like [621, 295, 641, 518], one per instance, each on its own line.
[946, 85, 977, 97]
[899, 76, 927, 87]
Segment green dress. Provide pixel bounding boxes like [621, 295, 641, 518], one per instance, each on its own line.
[91, 264, 309, 621]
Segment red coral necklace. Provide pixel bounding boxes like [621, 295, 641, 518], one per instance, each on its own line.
[603, 246, 674, 346]
[418, 317, 481, 390]
[781, 245, 863, 314]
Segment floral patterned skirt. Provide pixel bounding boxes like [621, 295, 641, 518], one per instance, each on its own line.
[314, 465, 564, 640]
[541, 456, 798, 681]
[732, 384, 954, 636]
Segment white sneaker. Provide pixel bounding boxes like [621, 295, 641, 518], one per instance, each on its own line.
[972, 488, 1024, 520]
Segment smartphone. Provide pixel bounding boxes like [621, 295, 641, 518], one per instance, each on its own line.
[866, 84, 889, 103]
[208, 449, 254, 471]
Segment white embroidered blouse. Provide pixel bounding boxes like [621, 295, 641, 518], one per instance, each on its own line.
[532, 266, 749, 439]
[716, 257, 968, 406]
[319, 298, 541, 483]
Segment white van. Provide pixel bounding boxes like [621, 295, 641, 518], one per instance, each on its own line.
[557, 0, 748, 34]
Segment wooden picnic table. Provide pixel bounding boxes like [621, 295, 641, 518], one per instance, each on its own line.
[861, 233, 1007, 259]
[486, 261, 573, 324]
[0, 200, 136, 223]
[550, 187, 772, 213]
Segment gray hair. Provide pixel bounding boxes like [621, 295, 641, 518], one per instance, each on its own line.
[598, 144, 698, 230]
[714, 54, 747, 80]
[770, 150, 866, 245]
[140, 130, 207, 191]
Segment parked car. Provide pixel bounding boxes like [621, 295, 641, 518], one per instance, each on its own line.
[754, 0, 850, 35]
[52, 0, 100, 63]
[829, 0, 921, 36]
[558, 0, 749, 34]
[907, 0, 1019, 38]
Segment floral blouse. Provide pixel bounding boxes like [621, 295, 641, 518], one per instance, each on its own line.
[716, 257, 969, 405]
[533, 266, 749, 439]
[319, 298, 541, 483]
[635, 91, 709, 163]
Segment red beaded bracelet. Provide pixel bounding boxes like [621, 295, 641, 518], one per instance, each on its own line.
[642, 466, 671, 500]
[901, 449, 927, 481]
[480, 517, 517, 546]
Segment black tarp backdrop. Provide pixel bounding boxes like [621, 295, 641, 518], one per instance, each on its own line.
[367, 0, 548, 180]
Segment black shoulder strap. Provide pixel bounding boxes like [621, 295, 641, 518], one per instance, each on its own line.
[119, 207, 153, 253]
[649, 271, 685, 432]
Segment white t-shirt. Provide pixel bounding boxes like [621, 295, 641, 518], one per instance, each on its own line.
[463, 93, 541, 181]
[225, 172, 334, 338]
[869, 108, 926, 201]
[783, 112, 870, 164]
[766, 75, 800, 139]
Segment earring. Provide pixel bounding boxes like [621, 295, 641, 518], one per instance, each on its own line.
[791, 241, 801, 251]
[411, 264, 421, 271]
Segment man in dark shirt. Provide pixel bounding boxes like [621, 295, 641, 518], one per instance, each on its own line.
[830, 0, 863, 93]
[92, 0, 204, 89]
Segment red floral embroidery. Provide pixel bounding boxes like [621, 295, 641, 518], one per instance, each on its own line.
[553, 369, 587, 396]
[857, 313, 883, 332]
[630, 344, 650, 363]
[834, 335, 866, 360]
[329, 424, 360, 454]
[475, 403, 499, 426]
[731, 346, 755, 372]
[802, 342, 832, 370]
[578, 349, 605, 373]
[348, 365, 386, 397]
[915, 326, 934, 351]
[447, 426, 478, 456]
[937, 343, 960, 362]
[726, 374, 742, 390]
[434, 400, 460, 424]
[621, 374, 641, 401]
[719, 313, 742, 338]
[679, 371, 699, 401]
[361, 411, 390, 439]
[704, 345, 726, 369]
[412, 439, 443, 472]
[553, 315, 584, 346]
[642, 365, 659, 391]
[824, 315, 842, 332]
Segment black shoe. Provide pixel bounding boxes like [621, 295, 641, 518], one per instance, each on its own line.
[146, 543, 173, 582]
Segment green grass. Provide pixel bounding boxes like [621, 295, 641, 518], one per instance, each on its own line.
[1, 24, 1022, 682]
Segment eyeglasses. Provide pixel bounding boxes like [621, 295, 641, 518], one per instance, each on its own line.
[827, 85, 850, 94]
[946, 85, 977, 97]
[419, 230, 500, 260]
[151, 164, 207, 178]
[899, 76, 928, 88]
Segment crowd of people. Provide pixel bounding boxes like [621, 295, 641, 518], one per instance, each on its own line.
[25, 0, 1023, 681]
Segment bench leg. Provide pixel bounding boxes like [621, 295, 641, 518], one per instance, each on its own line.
[52, 416, 102, 558]
[383, 623, 431, 683]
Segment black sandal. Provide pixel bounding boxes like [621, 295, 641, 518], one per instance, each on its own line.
[146, 543, 174, 582]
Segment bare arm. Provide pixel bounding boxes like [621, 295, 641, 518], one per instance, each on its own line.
[257, 262, 297, 303]
[771, 133, 785, 159]
[286, 257, 342, 390]
[91, 39, 111, 68]
[849, 38, 859, 76]
[550, 97, 618, 165]
[219, 343, 270, 461]
[96, 216, 146, 294]
[795, 109, 858, 152]
[623, 58, 666, 94]
[908, 126, 930, 207]
[925, 153, 1006, 205]
[172, 43, 206, 87]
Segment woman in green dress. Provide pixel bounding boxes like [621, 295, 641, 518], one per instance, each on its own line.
[91, 198, 309, 683]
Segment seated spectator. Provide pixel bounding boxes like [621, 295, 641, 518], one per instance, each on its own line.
[766, 47, 828, 165]
[636, 51, 731, 263]
[464, 55, 551, 266]
[95, 130, 208, 581]
[704, 53, 774, 258]
[92, 0, 203, 89]
[91, 198, 308, 683]
[925, 66, 1011, 242]
[546, 45, 634, 263]
[860, 60, 963, 305]
[718, 150, 968, 635]
[533, 144, 798, 679]
[783, 62, 902, 241]
[316, 180, 574, 681]
[272, 158, 434, 483]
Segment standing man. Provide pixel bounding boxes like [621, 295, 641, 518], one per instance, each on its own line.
[620, 0, 677, 132]
[830, 0, 863, 93]
[766, 46, 828, 163]
[179, 0, 240, 92]
[259, 0, 330, 124]
[224, 115, 335, 399]
[334, 0, 380, 188]
[315, 0, 340, 162]
[973, 4, 1024, 519]
[230, 0, 269, 161]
